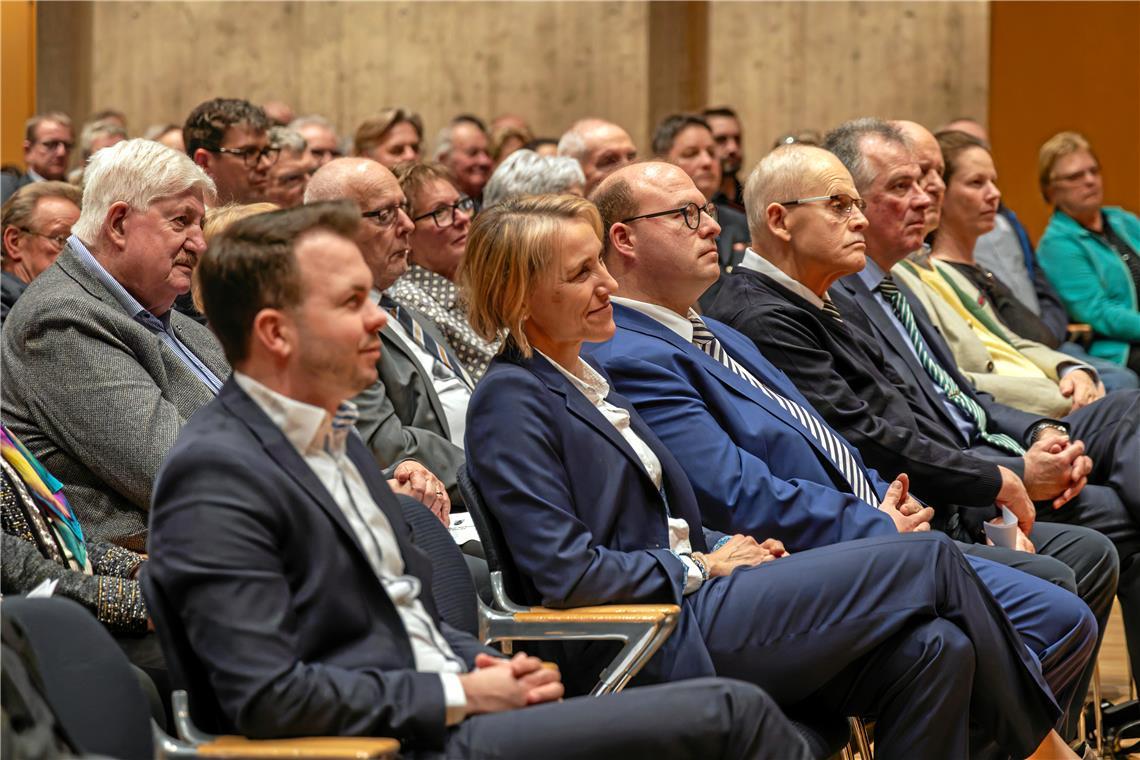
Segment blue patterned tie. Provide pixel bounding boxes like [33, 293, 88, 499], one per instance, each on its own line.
[877, 275, 1025, 455]
[689, 313, 881, 507]
[381, 295, 475, 389]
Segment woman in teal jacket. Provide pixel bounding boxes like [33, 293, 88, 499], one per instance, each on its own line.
[1037, 131, 1140, 373]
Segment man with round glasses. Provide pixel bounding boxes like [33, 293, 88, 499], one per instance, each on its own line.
[652, 113, 751, 310]
[185, 98, 277, 205]
[305, 158, 467, 512]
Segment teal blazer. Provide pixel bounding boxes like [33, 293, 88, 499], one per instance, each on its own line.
[1038, 206, 1140, 365]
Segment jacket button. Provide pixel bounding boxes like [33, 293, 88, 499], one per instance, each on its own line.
[985, 361, 995, 372]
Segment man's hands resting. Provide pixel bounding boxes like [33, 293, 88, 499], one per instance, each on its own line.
[693, 535, 789, 577]
[459, 652, 564, 716]
[387, 460, 451, 525]
[881, 474, 934, 533]
[1022, 431, 1091, 509]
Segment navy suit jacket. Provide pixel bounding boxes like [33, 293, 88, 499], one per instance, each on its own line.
[584, 304, 896, 552]
[465, 347, 726, 688]
[832, 273, 1048, 457]
[148, 379, 489, 748]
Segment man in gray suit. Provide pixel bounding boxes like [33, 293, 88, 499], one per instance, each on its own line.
[305, 158, 466, 513]
[1, 139, 228, 551]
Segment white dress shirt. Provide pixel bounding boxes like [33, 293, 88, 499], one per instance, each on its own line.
[234, 372, 469, 724]
[536, 350, 705, 594]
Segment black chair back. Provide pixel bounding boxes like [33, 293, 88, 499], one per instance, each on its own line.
[2, 596, 153, 760]
[456, 466, 528, 605]
[138, 565, 231, 734]
[396, 495, 480, 636]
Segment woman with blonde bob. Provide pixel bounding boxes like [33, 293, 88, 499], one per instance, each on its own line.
[460, 196, 1072, 760]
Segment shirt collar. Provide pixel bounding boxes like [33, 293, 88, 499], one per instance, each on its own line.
[68, 234, 171, 329]
[233, 371, 359, 458]
[856, 255, 887, 291]
[405, 265, 459, 307]
[611, 296, 695, 342]
[737, 247, 824, 308]
[534, 348, 611, 405]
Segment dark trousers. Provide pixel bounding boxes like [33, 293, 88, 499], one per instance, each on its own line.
[685, 533, 1084, 760]
[961, 521, 1119, 737]
[442, 677, 810, 760]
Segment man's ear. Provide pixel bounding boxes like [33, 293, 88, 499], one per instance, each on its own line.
[766, 202, 792, 243]
[2, 226, 25, 262]
[104, 202, 132, 249]
[251, 308, 294, 362]
[608, 222, 636, 260]
[192, 148, 212, 170]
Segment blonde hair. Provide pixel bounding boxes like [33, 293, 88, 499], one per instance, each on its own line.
[1038, 131, 1095, 202]
[461, 194, 602, 357]
[191, 202, 279, 312]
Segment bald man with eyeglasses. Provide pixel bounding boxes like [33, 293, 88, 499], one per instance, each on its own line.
[305, 158, 469, 514]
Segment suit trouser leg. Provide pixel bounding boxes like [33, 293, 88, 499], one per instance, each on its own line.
[442, 677, 810, 760]
[1064, 388, 1140, 519]
[686, 532, 1061, 759]
[960, 523, 1119, 737]
[1038, 482, 1140, 684]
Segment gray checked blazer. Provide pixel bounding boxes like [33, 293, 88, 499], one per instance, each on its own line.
[352, 301, 467, 505]
[1, 244, 229, 551]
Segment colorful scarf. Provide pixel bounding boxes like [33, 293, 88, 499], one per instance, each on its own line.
[0, 426, 86, 567]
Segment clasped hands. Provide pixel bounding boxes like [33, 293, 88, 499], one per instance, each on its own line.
[460, 652, 565, 715]
[387, 460, 451, 526]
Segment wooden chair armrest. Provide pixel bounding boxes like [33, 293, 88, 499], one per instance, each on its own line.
[1067, 322, 1092, 336]
[196, 736, 399, 759]
[513, 603, 681, 624]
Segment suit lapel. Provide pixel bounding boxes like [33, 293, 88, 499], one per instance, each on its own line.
[218, 381, 374, 564]
[523, 350, 663, 495]
[380, 322, 451, 434]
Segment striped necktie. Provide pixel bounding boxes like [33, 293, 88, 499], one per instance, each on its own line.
[688, 313, 881, 507]
[380, 295, 475, 389]
[820, 296, 844, 324]
[877, 275, 1025, 455]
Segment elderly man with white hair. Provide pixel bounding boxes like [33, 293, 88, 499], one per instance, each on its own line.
[480, 148, 585, 208]
[264, 126, 316, 208]
[1, 139, 229, 550]
[433, 115, 493, 207]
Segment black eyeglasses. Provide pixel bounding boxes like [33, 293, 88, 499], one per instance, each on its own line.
[18, 228, 69, 249]
[412, 196, 475, 228]
[779, 194, 867, 217]
[361, 201, 412, 228]
[621, 201, 718, 230]
[36, 140, 73, 153]
[210, 145, 280, 168]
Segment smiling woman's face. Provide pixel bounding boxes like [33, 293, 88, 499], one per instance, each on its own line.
[523, 219, 617, 357]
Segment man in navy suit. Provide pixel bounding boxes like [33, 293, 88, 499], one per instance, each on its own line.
[585, 160, 1101, 734]
[147, 201, 798, 758]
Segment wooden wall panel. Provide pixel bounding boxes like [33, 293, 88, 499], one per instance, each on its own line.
[39, 1, 648, 151]
[989, 1, 1140, 242]
[3, 0, 37, 167]
[707, 1, 989, 169]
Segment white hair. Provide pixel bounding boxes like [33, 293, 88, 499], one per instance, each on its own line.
[482, 150, 586, 208]
[288, 114, 336, 133]
[80, 119, 128, 158]
[557, 118, 606, 161]
[268, 126, 308, 155]
[72, 139, 216, 242]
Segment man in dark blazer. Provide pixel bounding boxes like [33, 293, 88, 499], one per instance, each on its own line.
[1, 113, 74, 203]
[705, 131, 1124, 732]
[828, 118, 1140, 684]
[1, 140, 228, 551]
[306, 158, 466, 511]
[148, 200, 795, 759]
[586, 160, 1106, 734]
